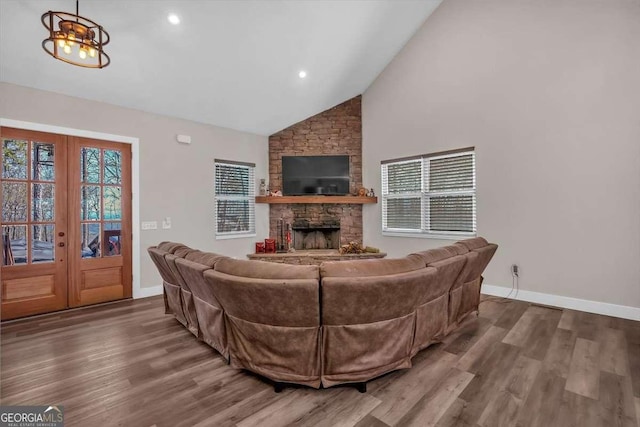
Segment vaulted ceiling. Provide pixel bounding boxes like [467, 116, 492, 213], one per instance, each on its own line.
[0, 0, 441, 135]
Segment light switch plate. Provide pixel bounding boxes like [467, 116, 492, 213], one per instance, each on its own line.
[162, 217, 172, 229]
[141, 221, 157, 230]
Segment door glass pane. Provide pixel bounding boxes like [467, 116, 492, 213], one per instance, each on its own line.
[32, 224, 54, 263]
[81, 185, 101, 220]
[2, 225, 27, 265]
[31, 143, 55, 181]
[80, 147, 100, 183]
[2, 182, 28, 222]
[104, 222, 121, 257]
[103, 186, 121, 220]
[32, 183, 55, 221]
[2, 139, 27, 180]
[81, 223, 101, 258]
[104, 150, 122, 184]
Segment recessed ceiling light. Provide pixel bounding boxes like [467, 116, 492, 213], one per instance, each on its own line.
[168, 14, 180, 25]
[298, 70, 307, 79]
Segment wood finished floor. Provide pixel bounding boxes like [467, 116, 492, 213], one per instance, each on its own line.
[1, 295, 639, 427]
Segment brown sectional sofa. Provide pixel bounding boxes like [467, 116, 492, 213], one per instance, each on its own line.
[147, 237, 497, 390]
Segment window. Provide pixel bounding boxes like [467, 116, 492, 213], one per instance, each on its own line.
[214, 159, 255, 238]
[381, 148, 475, 237]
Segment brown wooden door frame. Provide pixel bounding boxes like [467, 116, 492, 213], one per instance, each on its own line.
[67, 137, 132, 307]
[1, 127, 68, 320]
[1, 128, 133, 320]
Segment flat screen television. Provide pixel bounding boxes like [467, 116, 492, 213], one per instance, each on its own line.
[282, 155, 350, 196]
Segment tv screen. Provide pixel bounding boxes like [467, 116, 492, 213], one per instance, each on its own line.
[282, 155, 350, 196]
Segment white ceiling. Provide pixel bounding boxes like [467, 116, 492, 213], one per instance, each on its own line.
[0, 0, 441, 136]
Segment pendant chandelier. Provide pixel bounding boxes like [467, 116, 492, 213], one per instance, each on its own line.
[41, 0, 110, 69]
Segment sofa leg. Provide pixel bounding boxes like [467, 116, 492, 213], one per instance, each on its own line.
[274, 382, 285, 393]
[355, 382, 367, 393]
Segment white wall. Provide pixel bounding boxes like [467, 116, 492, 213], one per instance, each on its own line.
[0, 82, 269, 290]
[363, 0, 640, 309]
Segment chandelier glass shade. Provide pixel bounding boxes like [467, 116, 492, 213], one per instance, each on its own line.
[41, 1, 110, 68]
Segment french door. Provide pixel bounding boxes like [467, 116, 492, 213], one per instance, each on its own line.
[1, 128, 132, 320]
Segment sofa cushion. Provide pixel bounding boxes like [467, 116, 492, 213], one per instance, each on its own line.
[157, 241, 189, 253]
[173, 247, 194, 258]
[184, 250, 227, 268]
[457, 237, 489, 251]
[411, 246, 460, 265]
[214, 258, 319, 280]
[320, 254, 424, 278]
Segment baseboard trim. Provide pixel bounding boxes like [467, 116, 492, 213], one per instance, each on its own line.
[134, 285, 163, 299]
[482, 284, 640, 321]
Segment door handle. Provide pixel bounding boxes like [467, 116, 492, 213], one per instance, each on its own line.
[58, 242, 65, 247]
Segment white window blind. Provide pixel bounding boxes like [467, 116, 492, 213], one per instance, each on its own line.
[381, 148, 476, 237]
[214, 160, 255, 238]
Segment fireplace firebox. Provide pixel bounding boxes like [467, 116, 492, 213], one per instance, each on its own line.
[292, 219, 340, 250]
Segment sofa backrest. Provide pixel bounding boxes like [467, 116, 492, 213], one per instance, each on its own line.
[319, 254, 424, 278]
[147, 246, 176, 284]
[214, 258, 319, 281]
[320, 261, 438, 325]
[411, 246, 467, 294]
[165, 247, 197, 290]
[454, 237, 498, 284]
[184, 250, 228, 267]
[156, 241, 188, 253]
[175, 258, 220, 307]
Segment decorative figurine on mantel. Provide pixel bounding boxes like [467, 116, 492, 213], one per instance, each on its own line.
[259, 179, 267, 196]
[366, 188, 375, 197]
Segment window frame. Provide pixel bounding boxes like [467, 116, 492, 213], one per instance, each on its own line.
[381, 148, 476, 239]
[214, 159, 256, 240]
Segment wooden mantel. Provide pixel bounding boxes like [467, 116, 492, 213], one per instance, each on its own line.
[255, 196, 377, 204]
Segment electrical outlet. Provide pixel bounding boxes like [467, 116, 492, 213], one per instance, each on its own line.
[141, 221, 157, 230]
[511, 264, 519, 277]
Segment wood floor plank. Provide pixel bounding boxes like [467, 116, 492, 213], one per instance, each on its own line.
[456, 325, 508, 373]
[599, 371, 637, 427]
[558, 309, 576, 331]
[599, 327, 630, 376]
[574, 312, 603, 341]
[627, 340, 640, 398]
[443, 317, 492, 355]
[234, 389, 331, 427]
[454, 342, 521, 425]
[370, 351, 458, 425]
[556, 390, 602, 427]
[288, 389, 382, 427]
[516, 370, 567, 427]
[433, 398, 470, 427]
[502, 307, 540, 347]
[522, 307, 562, 361]
[565, 338, 600, 400]
[354, 414, 391, 427]
[543, 327, 578, 379]
[477, 355, 541, 427]
[494, 300, 529, 330]
[1, 295, 638, 427]
[394, 368, 475, 427]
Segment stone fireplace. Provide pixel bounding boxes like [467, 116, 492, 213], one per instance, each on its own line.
[267, 96, 364, 247]
[269, 203, 362, 248]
